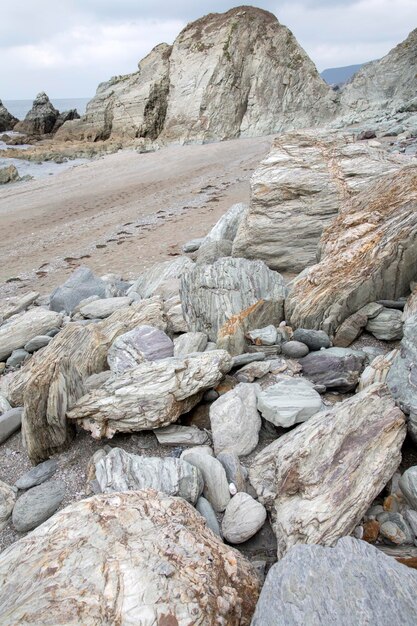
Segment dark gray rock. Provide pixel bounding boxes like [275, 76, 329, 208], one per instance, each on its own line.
[52, 109, 80, 134]
[195, 496, 222, 537]
[49, 266, 107, 314]
[292, 328, 331, 351]
[251, 537, 417, 626]
[12, 481, 65, 532]
[217, 450, 247, 492]
[6, 349, 28, 369]
[231, 353, 267, 368]
[300, 347, 366, 392]
[15, 460, 58, 490]
[14, 92, 59, 135]
[0, 99, 18, 132]
[24, 335, 52, 353]
[281, 341, 309, 358]
[0, 407, 23, 444]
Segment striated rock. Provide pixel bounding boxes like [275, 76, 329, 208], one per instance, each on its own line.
[251, 537, 417, 626]
[0, 491, 259, 625]
[333, 302, 383, 347]
[128, 256, 193, 300]
[173, 331, 208, 356]
[196, 496, 222, 537]
[0, 480, 16, 531]
[15, 460, 58, 490]
[235, 360, 271, 383]
[286, 167, 417, 336]
[0, 164, 19, 185]
[181, 449, 230, 511]
[246, 325, 278, 346]
[12, 480, 65, 532]
[232, 131, 403, 272]
[107, 324, 174, 373]
[204, 203, 248, 244]
[222, 493, 267, 544]
[0, 100, 18, 132]
[358, 349, 398, 391]
[249, 384, 406, 558]
[0, 291, 39, 323]
[300, 347, 366, 392]
[49, 266, 107, 314]
[14, 92, 59, 135]
[68, 350, 232, 439]
[154, 424, 209, 446]
[210, 383, 261, 457]
[0, 407, 22, 444]
[180, 257, 285, 344]
[164, 295, 189, 333]
[257, 376, 323, 428]
[79, 296, 132, 318]
[95, 447, 203, 504]
[0, 308, 61, 361]
[365, 307, 403, 340]
[196, 239, 233, 265]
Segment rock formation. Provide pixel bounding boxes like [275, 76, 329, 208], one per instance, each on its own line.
[0, 491, 260, 625]
[0, 100, 18, 132]
[285, 166, 417, 336]
[232, 131, 404, 272]
[14, 92, 59, 135]
[57, 7, 336, 144]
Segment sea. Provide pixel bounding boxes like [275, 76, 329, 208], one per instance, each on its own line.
[3, 97, 91, 120]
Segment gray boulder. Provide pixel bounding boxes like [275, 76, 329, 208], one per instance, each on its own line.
[0, 407, 22, 444]
[49, 266, 107, 314]
[6, 349, 28, 368]
[128, 257, 193, 301]
[222, 493, 267, 544]
[300, 347, 366, 392]
[180, 450, 230, 511]
[23, 335, 52, 353]
[0, 99, 18, 132]
[107, 325, 174, 373]
[12, 481, 65, 532]
[365, 307, 403, 340]
[281, 341, 309, 358]
[292, 328, 331, 351]
[257, 376, 323, 428]
[204, 203, 248, 244]
[399, 467, 417, 510]
[14, 92, 59, 135]
[15, 460, 58, 490]
[196, 239, 233, 265]
[251, 537, 417, 626]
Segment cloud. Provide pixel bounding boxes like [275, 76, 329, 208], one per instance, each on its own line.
[0, 1, 415, 98]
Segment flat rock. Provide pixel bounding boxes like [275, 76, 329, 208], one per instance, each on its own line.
[180, 450, 230, 511]
[79, 296, 132, 319]
[257, 376, 323, 428]
[300, 347, 366, 392]
[0, 480, 16, 531]
[95, 447, 203, 504]
[292, 328, 331, 351]
[0, 291, 39, 323]
[210, 383, 261, 457]
[222, 493, 267, 544]
[49, 266, 107, 314]
[107, 324, 174, 373]
[12, 480, 65, 532]
[15, 459, 58, 490]
[249, 384, 406, 558]
[173, 331, 208, 356]
[251, 537, 417, 626]
[0, 308, 61, 361]
[0, 491, 259, 625]
[68, 350, 232, 439]
[0, 407, 22, 444]
[153, 424, 209, 446]
[366, 307, 403, 340]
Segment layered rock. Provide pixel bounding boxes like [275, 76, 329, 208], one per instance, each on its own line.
[232, 131, 404, 272]
[0, 308, 61, 361]
[286, 166, 417, 336]
[14, 92, 59, 135]
[249, 384, 406, 558]
[0, 100, 18, 132]
[0, 491, 260, 625]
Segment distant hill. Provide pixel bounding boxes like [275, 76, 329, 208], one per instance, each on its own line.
[321, 64, 367, 86]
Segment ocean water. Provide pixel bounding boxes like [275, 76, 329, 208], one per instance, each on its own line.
[3, 97, 91, 121]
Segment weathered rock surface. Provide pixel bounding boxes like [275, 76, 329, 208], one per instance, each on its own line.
[365, 307, 403, 340]
[222, 493, 267, 544]
[68, 350, 232, 438]
[107, 324, 174, 373]
[333, 302, 383, 347]
[286, 167, 417, 336]
[14, 92, 59, 135]
[249, 384, 406, 558]
[15, 460, 58, 490]
[12, 480, 65, 532]
[154, 424, 209, 446]
[95, 447, 203, 504]
[358, 349, 398, 391]
[0, 307, 61, 361]
[180, 257, 285, 343]
[49, 266, 107, 314]
[181, 450, 230, 511]
[79, 296, 131, 318]
[195, 239, 233, 265]
[251, 537, 417, 626]
[128, 256, 193, 300]
[210, 383, 261, 457]
[204, 203, 248, 244]
[257, 376, 323, 427]
[246, 325, 278, 346]
[0, 480, 16, 530]
[0, 407, 22, 444]
[0, 100, 18, 132]
[0, 164, 19, 185]
[0, 291, 39, 323]
[232, 131, 404, 272]
[399, 467, 417, 510]
[173, 331, 208, 356]
[300, 347, 366, 392]
[0, 491, 259, 625]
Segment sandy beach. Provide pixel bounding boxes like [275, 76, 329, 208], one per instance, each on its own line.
[0, 135, 273, 297]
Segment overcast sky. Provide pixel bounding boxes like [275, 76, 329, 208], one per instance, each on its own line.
[1, 0, 415, 99]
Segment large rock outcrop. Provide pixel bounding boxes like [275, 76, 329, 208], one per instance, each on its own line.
[58, 7, 336, 144]
[0, 100, 18, 132]
[0, 491, 260, 625]
[286, 166, 417, 336]
[232, 131, 404, 272]
[339, 27, 417, 124]
[249, 384, 406, 558]
[14, 92, 59, 135]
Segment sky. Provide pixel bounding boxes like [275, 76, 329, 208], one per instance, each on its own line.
[1, 0, 415, 99]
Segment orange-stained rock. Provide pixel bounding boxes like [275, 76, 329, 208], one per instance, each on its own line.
[363, 520, 380, 543]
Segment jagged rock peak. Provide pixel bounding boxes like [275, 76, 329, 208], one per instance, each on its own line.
[0, 100, 18, 132]
[14, 91, 60, 135]
[57, 5, 336, 144]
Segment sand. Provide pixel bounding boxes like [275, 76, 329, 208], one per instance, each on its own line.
[0, 135, 273, 298]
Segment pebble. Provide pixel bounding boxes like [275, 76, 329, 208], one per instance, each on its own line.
[6, 349, 29, 369]
[281, 340, 309, 358]
[24, 335, 52, 353]
[15, 459, 58, 490]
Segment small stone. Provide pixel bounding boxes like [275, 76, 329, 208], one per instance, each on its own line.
[195, 496, 222, 537]
[202, 389, 219, 403]
[221, 493, 267, 544]
[383, 494, 400, 513]
[6, 349, 29, 369]
[153, 425, 209, 446]
[23, 335, 52, 353]
[380, 515, 414, 545]
[229, 483, 237, 496]
[15, 460, 58, 490]
[182, 238, 205, 253]
[363, 519, 380, 543]
[281, 341, 309, 358]
[292, 328, 331, 351]
[12, 481, 65, 532]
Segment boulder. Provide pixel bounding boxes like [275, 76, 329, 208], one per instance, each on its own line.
[232, 131, 404, 272]
[12, 480, 65, 532]
[196, 239, 233, 265]
[180, 450, 230, 511]
[128, 256, 193, 301]
[0, 99, 18, 132]
[210, 383, 261, 456]
[95, 447, 203, 504]
[180, 257, 285, 343]
[67, 350, 232, 439]
[249, 384, 406, 558]
[14, 92, 59, 135]
[0, 491, 259, 625]
[365, 307, 403, 340]
[222, 493, 267, 544]
[0, 164, 19, 185]
[0, 407, 22, 444]
[79, 296, 132, 319]
[299, 347, 366, 392]
[204, 203, 248, 244]
[173, 331, 208, 356]
[251, 537, 417, 626]
[107, 324, 174, 373]
[0, 308, 61, 361]
[286, 167, 417, 336]
[0, 480, 16, 530]
[257, 376, 323, 428]
[49, 266, 107, 314]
